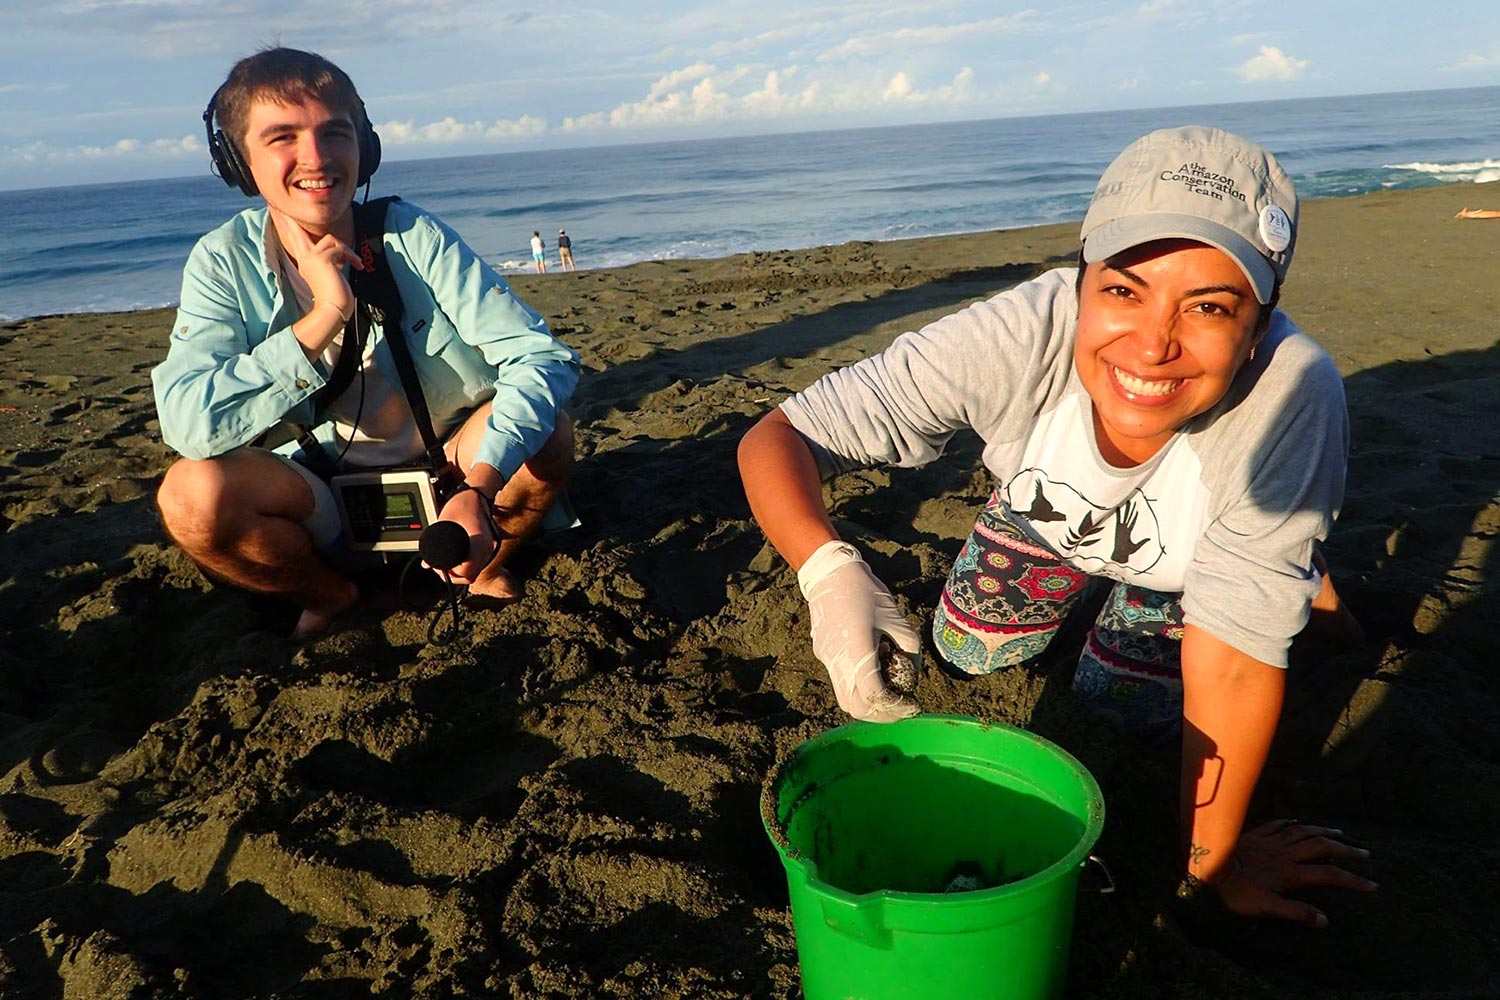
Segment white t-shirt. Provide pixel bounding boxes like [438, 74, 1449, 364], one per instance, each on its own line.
[273, 235, 424, 467]
[780, 267, 1348, 667]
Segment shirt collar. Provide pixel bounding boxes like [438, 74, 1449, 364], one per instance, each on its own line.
[261, 216, 317, 315]
[260, 210, 282, 273]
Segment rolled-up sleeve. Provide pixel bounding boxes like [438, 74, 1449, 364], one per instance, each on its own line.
[780, 269, 1076, 479]
[395, 207, 580, 479]
[1182, 349, 1349, 667]
[151, 232, 323, 460]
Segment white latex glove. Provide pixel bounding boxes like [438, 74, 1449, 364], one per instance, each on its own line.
[797, 540, 921, 723]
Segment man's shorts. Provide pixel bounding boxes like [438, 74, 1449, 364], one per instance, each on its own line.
[532, 252, 545, 263]
[266, 449, 372, 565]
[267, 442, 579, 564]
[931, 489, 1185, 740]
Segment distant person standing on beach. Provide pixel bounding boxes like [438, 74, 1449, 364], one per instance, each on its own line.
[557, 229, 576, 271]
[740, 126, 1375, 928]
[151, 46, 579, 640]
[531, 231, 547, 273]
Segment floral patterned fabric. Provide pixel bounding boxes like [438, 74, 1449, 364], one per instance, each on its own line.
[932, 490, 1185, 738]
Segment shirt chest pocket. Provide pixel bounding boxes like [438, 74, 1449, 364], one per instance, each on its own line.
[398, 298, 458, 357]
[392, 306, 490, 404]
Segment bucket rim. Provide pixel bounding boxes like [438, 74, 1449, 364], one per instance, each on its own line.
[761, 713, 1105, 905]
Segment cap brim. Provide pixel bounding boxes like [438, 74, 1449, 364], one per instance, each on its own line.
[1082, 212, 1276, 304]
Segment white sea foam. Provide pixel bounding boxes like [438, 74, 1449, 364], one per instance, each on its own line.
[1384, 159, 1500, 183]
[656, 239, 726, 259]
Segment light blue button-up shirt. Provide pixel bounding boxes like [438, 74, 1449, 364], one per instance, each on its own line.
[152, 199, 580, 480]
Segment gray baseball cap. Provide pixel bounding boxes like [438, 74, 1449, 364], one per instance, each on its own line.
[1080, 126, 1297, 304]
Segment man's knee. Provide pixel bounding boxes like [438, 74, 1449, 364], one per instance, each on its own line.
[157, 457, 235, 548]
[526, 411, 575, 483]
[157, 452, 312, 551]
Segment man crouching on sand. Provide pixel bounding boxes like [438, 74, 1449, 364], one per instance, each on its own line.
[151, 46, 579, 640]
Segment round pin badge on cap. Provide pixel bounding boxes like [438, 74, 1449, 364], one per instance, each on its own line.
[1259, 204, 1292, 253]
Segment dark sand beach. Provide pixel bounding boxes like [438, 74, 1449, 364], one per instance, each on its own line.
[3, 182, 1499, 998]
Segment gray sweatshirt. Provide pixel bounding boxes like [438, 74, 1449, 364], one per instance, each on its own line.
[780, 267, 1348, 667]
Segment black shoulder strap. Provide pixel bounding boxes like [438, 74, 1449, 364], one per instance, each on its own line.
[307, 198, 399, 414]
[347, 197, 450, 475]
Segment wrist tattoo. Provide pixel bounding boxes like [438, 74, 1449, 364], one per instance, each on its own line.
[1188, 842, 1211, 871]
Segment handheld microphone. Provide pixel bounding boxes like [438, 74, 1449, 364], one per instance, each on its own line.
[418, 520, 471, 572]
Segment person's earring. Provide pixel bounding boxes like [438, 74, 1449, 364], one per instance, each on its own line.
[1249, 345, 1257, 361]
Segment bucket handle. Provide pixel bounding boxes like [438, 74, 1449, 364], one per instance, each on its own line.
[1080, 854, 1116, 894]
[818, 895, 893, 949]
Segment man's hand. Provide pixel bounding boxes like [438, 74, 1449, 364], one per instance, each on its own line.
[1209, 819, 1378, 928]
[271, 208, 361, 355]
[797, 540, 921, 723]
[429, 485, 500, 585]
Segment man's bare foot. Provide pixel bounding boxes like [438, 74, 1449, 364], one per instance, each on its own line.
[465, 566, 523, 610]
[291, 579, 361, 641]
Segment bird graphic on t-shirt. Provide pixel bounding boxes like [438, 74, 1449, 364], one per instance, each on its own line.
[1016, 481, 1066, 522]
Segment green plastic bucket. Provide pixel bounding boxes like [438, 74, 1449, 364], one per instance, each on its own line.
[761, 714, 1105, 1000]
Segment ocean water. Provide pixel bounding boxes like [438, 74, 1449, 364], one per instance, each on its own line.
[3, 85, 1499, 322]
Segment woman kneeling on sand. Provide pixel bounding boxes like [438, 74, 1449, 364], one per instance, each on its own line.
[739, 127, 1376, 927]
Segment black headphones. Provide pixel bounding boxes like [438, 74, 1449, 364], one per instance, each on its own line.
[203, 85, 382, 197]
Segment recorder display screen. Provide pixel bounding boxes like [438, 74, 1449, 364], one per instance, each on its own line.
[341, 483, 426, 543]
[381, 490, 417, 525]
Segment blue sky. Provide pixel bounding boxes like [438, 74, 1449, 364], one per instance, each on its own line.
[3, 0, 1499, 191]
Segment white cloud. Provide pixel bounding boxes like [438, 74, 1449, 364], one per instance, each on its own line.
[703, 22, 831, 59]
[1, 135, 201, 165]
[552, 57, 983, 134]
[1236, 45, 1309, 82]
[574, 62, 824, 130]
[742, 68, 818, 116]
[0, 82, 68, 95]
[377, 114, 548, 145]
[647, 62, 717, 101]
[820, 12, 1040, 61]
[1447, 48, 1500, 71]
[882, 67, 977, 106]
[609, 67, 729, 127]
[558, 111, 607, 133]
[1034, 71, 1052, 87]
[883, 72, 914, 101]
